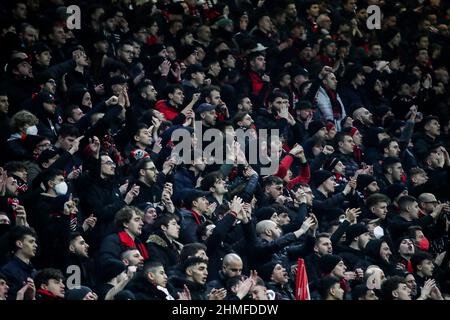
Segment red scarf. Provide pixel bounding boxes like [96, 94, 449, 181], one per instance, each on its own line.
[118, 231, 149, 260]
[249, 71, 264, 95]
[37, 289, 64, 300]
[189, 210, 201, 225]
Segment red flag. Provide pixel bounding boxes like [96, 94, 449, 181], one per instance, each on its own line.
[295, 258, 310, 300]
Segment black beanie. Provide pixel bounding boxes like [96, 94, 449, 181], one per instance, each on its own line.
[257, 261, 278, 281]
[100, 260, 127, 282]
[255, 206, 277, 222]
[345, 224, 369, 244]
[312, 170, 333, 187]
[386, 183, 407, 200]
[356, 174, 376, 191]
[323, 157, 340, 172]
[308, 120, 325, 136]
[319, 254, 342, 275]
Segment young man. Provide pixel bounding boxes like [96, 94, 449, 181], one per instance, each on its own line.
[380, 276, 412, 300]
[257, 261, 295, 300]
[179, 189, 211, 244]
[146, 213, 182, 269]
[0, 226, 37, 299]
[318, 275, 344, 300]
[34, 268, 65, 300]
[175, 256, 210, 300]
[98, 206, 149, 274]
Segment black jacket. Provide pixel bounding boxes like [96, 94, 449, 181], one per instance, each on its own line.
[146, 231, 181, 269]
[126, 273, 174, 300]
[0, 256, 36, 300]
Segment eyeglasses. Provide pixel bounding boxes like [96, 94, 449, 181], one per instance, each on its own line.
[101, 161, 116, 166]
[145, 167, 156, 171]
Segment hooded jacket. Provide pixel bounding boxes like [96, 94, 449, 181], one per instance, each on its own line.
[146, 230, 182, 269]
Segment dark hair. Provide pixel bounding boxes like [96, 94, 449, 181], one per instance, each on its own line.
[380, 276, 406, 300]
[262, 176, 283, 189]
[132, 157, 154, 179]
[153, 213, 179, 231]
[180, 243, 207, 261]
[334, 131, 352, 149]
[315, 232, 331, 245]
[268, 90, 289, 103]
[143, 261, 164, 274]
[182, 256, 208, 272]
[58, 124, 80, 138]
[398, 195, 418, 212]
[114, 206, 143, 229]
[40, 168, 64, 191]
[200, 171, 223, 191]
[3, 161, 26, 174]
[411, 251, 433, 273]
[69, 232, 82, 243]
[366, 193, 391, 208]
[9, 226, 37, 253]
[165, 84, 183, 98]
[318, 275, 340, 299]
[34, 268, 64, 290]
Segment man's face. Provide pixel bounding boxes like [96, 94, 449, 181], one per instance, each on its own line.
[371, 202, 388, 219]
[197, 26, 212, 42]
[398, 238, 415, 257]
[425, 119, 441, 137]
[419, 259, 434, 277]
[70, 235, 89, 258]
[100, 156, 116, 177]
[201, 110, 217, 126]
[266, 183, 283, 199]
[393, 283, 411, 300]
[258, 16, 272, 32]
[308, 4, 320, 17]
[323, 73, 337, 90]
[0, 278, 9, 300]
[358, 232, 371, 250]
[57, 135, 76, 151]
[370, 45, 382, 59]
[408, 201, 420, 219]
[405, 274, 417, 296]
[278, 212, 291, 226]
[330, 282, 344, 300]
[36, 51, 52, 67]
[143, 161, 158, 184]
[325, 43, 337, 57]
[0, 214, 10, 225]
[125, 249, 144, 270]
[51, 27, 66, 45]
[169, 89, 184, 106]
[388, 163, 403, 181]
[164, 219, 180, 240]
[223, 54, 236, 69]
[271, 264, 289, 284]
[223, 260, 243, 278]
[0, 95, 9, 114]
[149, 266, 168, 287]
[15, 60, 33, 77]
[357, 108, 373, 125]
[364, 289, 379, 300]
[135, 127, 152, 147]
[270, 97, 284, 112]
[212, 178, 227, 195]
[5, 176, 19, 196]
[250, 55, 266, 73]
[23, 26, 38, 46]
[386, 141, 400, 157]
[43, 79, 57, 95]
[18, 235, 38, 258]
[119, 45, 134, 64]
[339, 136, 355, 154]
[251, 285, 268, 300]
[43, 101, 57, 114]
[367, 181, 380, 193]
[268, 221, 282, 240]
[416, 50, 429, 64]
[334, 161, 346, 175]
[379, 242, 392, 262]
[420, 198, 437, 214]
[322, 176, 336, 194]
[332, 260, 347, 279]
[315, 237, 333, 256]
[193, 196, 209, 214]
[43, 278, 65, 298]
[125, 213, 144, 237]
[14, 3, 27, 19]
[207, 90, 222, 107]
[82, 92, 92, 108]
[188, 262, 208, 285]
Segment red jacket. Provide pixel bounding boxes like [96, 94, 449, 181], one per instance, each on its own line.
[155, 100, 179, 121]
[275, 154, 311, 189]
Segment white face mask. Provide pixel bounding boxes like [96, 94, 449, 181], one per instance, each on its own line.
[54, 181, 68, 196]
[26, 125, 38, 135]
[373, 226, 384, 239]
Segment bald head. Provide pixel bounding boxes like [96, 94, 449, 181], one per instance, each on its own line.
[223, 253, 242, 266]
[222, 253, 243, 278]
[353, 107, 373, 125]
[256, 220, 277, 236]
[418, 193, 437, 203]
